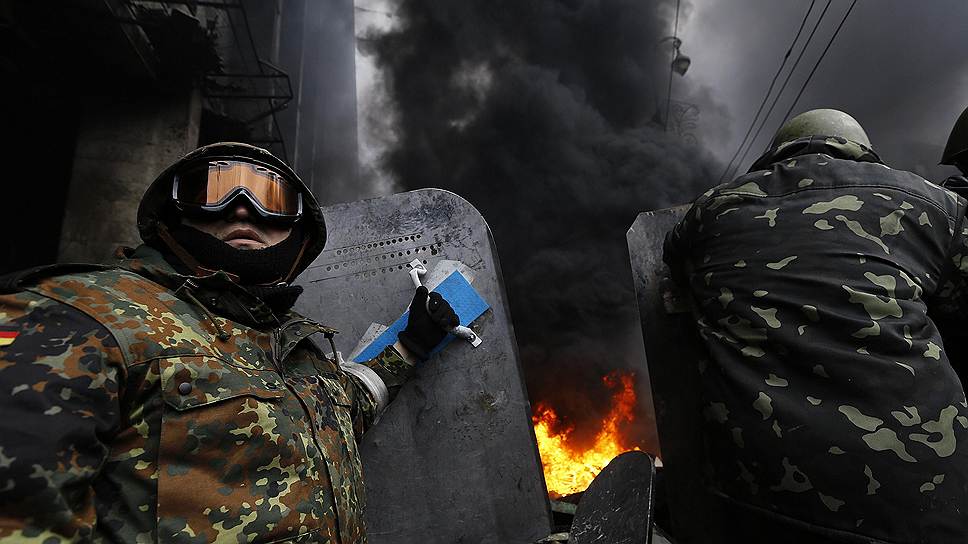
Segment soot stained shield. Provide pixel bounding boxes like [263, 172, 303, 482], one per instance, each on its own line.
[295, 189, 551, 544]
[627, 207, 725, 543]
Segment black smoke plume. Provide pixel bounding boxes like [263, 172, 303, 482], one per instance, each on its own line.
[366, 0, 720, 450]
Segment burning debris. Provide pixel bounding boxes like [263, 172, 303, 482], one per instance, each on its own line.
[533, 370, 643, 498]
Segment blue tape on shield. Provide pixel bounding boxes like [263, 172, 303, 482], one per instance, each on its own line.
[353, 271, 490, 362]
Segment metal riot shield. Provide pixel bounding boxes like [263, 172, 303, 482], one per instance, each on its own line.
[294, 189, 552, 544]
[569, 451, 656, 544]
[626, 207, 724, 544]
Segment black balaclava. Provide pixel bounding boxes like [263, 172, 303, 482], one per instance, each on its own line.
[168, 223, 303, 285]
[163, 221, 306, 315]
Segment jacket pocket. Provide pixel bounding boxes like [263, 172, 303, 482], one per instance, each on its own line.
[160, 355, 285, 410]
[156, 356, 321, 544]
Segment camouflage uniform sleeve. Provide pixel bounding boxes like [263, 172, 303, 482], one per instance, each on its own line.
[340, 345, 417, 438]
[0, 291, 125, 542]
[933, 206, 968, 371]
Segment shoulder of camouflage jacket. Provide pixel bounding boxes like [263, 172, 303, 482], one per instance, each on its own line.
[0, 263, 116, 294]
[0, 283, 124, 542]
[695, 147, 964, 227]
[17, 267, 258, 367]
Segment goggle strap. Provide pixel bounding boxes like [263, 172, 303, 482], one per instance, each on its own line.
[157, 223, 207, 276]
[157, 223, 245, 283]
[283, 237, 311, 283]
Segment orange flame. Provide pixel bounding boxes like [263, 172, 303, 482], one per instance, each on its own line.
[532, 370, 641, 498]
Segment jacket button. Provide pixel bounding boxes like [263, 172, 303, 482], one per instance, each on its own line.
[178, 382, 192, 395]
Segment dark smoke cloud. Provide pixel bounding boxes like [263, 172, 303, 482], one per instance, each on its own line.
[366, 0, 721, 450]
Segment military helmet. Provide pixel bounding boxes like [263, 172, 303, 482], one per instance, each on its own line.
[941, 106, 968, 168]
[771, 109, 872, 149]
[137, 142, 326, 280]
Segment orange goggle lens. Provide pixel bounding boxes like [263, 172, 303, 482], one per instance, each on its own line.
[173, 160, 301, 217]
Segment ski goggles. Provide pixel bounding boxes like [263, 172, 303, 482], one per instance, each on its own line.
[172, 159, 303, 221]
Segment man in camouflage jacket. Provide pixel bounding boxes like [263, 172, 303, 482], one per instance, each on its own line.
[0, 142, 458, 543]
[665, 110, 968, 543]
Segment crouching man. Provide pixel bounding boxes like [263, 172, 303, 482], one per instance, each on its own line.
[665, 111, 968, 543]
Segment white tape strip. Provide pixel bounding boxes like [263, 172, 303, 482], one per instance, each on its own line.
[340, 362, 390, 412]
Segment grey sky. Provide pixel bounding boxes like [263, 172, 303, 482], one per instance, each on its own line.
[679, 0, 968, 186]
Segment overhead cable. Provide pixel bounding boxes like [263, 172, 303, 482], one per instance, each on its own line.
[717, 0, 817, 183]
[778, 0, 860, 126]
[729, 0, 833, 179]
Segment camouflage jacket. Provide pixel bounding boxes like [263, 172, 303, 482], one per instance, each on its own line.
[664, 136, 968, 543]
[935, 175, 968, 369]
[0, 245, 417, 543]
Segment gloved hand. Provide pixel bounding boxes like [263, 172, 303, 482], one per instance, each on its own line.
[398, 286, 459, 360]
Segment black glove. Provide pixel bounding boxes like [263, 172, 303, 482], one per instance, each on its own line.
[398, 286, 459, 360]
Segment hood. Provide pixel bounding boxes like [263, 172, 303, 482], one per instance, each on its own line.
[137, 142, 326, 281]
[748, 135, 883, 173]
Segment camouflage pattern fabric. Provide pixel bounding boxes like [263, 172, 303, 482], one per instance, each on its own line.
[934, 175, 968, 390]
[664, 136, 968, 543]
[0, 245, 416, 543]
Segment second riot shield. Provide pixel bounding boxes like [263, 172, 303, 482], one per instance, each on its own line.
[294, 189, 552, 544]
[627, 207, 724, 544]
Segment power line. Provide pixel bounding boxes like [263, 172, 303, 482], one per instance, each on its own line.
[718, 0, 817, 183]
[728, 0, 833, 180]
[778, 0, 859, 126]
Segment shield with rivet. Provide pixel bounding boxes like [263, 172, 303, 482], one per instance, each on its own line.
[295, 188, 551, 543]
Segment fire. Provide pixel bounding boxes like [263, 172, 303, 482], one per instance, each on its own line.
[532, 370, 641, 498]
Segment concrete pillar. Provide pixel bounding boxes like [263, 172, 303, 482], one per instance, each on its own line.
[58, 90, 202, 263]
[276, 0, 359, 205]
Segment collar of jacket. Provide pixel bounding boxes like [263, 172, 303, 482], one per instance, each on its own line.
[748, 135, 884, 173]
[116, 244, 288, 329]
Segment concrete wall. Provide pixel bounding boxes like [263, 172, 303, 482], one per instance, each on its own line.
[58, 90, 201, 263]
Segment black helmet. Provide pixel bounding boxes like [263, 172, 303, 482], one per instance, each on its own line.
[137, 142, 326, 280]
[941, 106, 968, 170]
